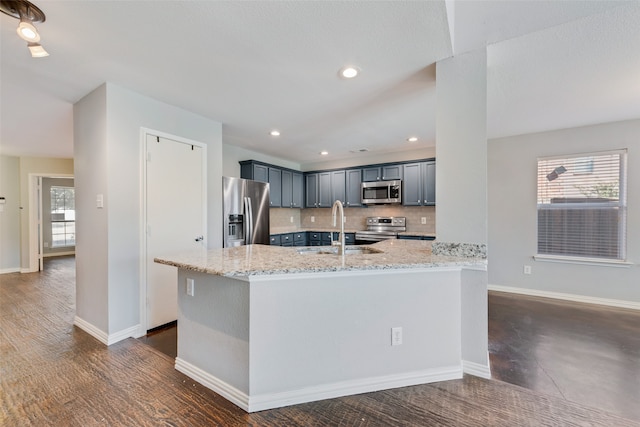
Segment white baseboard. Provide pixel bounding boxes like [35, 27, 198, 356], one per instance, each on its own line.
[488, 285, 640, 311]
[20, 267, 37, 273]
[107, 324, 142, 345]
[175, 358, 463, 413]
[43, 251, 75, 258]
[74, 316, 142, 346]
[0, 267, 21, 274]
[74, 316, 108, 345]
[462, 359, 492, 379]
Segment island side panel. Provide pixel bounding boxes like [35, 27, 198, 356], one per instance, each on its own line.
[461, 267, 490, 377]
[176, 269, 250, 394]
[248, 269, 463, 399]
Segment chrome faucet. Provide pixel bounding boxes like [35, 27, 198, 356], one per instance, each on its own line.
[331, 200, 345, 256]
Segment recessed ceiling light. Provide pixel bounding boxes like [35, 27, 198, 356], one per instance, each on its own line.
[407, 136, 418, 143]
[320, 151, 329, 156]
[339, 66, 360, 79]
[269, 130, 280, 137]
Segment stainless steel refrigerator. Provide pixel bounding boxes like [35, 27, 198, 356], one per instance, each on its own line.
[223, 177, 270, 247]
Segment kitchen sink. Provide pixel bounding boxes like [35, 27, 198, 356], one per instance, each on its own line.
[296, 246, 383, 255]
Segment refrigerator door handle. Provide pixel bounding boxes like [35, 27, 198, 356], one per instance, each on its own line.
[244, 197, 253, 244]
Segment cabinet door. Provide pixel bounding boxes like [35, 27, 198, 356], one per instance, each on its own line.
[305, 174, 318, 208]
[423, 161, 436, 205]
[317, 172, 332, 207]
[269, 168, 282, 207]
[281, 170, 293, 208]
[253, 164, 269, 183]
[402, 163, 422, 206]
[331, 170, 346, 205]
[345, 169, 362, 207]
[292, 172, 304, 208]
[362, 167, 380, 182]
[382, 165, 402, 181]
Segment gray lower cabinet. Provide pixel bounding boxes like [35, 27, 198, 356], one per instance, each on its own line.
[293, 232, 307, 246]
[309, 231, 322, 246]
[402, 161, 435, 206]
[270, 235, 281, 245]
[280, 233, 294, 247]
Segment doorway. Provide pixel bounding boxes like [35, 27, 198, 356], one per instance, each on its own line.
[28, 173, 74, 272]
[141, 130, 207, 332]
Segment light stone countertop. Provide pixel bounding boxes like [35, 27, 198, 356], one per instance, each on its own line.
[154, 239, 486, 278]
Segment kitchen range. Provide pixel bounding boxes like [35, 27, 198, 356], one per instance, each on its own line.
[355, 216, 406, 244]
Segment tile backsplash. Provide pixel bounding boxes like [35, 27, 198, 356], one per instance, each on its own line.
[271, 205, 435, 234]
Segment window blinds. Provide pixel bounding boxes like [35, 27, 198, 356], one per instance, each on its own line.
[537, 150, 627, 260]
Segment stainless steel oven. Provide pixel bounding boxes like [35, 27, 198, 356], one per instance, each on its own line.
[355, 217, 406, 244]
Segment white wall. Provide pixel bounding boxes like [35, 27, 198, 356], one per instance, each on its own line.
[0, 156, 21, 273]
[74, 84, 109, 332]
[222, 144, 300, 178]
[74, 82, 223, 338]
[436, 49, 488, 245]
[488, 119, 640, 303]
[301, 147, 435, 172]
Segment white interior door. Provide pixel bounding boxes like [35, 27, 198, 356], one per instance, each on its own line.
[146, 134, 205, 330]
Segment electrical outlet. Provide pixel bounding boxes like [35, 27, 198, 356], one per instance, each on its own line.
[421, 217, 426, 224]
[523, 265, 532, 275]
[186, 278, 195, 296]
[391, 327, 403, 346]
[311, 216, 315, 223]
[343, 216, 347, 223]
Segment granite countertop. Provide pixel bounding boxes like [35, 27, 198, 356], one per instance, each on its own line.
[154, 239, 486, 278]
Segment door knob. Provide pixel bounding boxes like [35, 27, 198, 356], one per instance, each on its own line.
[194, 236, 204, 242]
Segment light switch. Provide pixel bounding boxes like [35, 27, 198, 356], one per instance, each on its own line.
[96, 194, 104, 208]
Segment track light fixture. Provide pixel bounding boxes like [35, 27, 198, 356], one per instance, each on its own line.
[1, 0, 49, 58]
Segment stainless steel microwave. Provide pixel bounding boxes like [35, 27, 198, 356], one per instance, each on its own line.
[361, 180, 402, 204]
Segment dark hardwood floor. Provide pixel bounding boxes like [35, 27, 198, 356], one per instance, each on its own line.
[489, 291, 640, 421]
[1, 256, 638, 426]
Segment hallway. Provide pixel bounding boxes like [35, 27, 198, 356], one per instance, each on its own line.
[1, 256, 638, 426]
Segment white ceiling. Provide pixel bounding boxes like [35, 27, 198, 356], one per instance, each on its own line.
[1, 1, 639, 165]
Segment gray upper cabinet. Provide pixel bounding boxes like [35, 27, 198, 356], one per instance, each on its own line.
[305, 173, 318, 208]
[242, 159, 432, 209]
[317, 172, 332, 207]
[281, 170, 293, 208]
[282, 170, 303, 208]
[241, 161, 301, 208]
[291, 172, 304, 208]
[362, 165, 403, 182]
[241, 162, 269, 183]
[331, 170, 346, 205]
[423, 161, 436, 205]
[402, 161, 436, 206]
[268, 168, 282, 207]
[345, 169, 362, 207]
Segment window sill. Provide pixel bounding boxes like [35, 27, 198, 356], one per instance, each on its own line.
[533, 254, 633, 268]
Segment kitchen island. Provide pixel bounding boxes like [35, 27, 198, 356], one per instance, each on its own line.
[155, 239, 488, 412]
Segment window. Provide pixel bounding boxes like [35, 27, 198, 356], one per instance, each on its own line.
[537, 150, 627, 261]
[50, 186, 75, 248]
